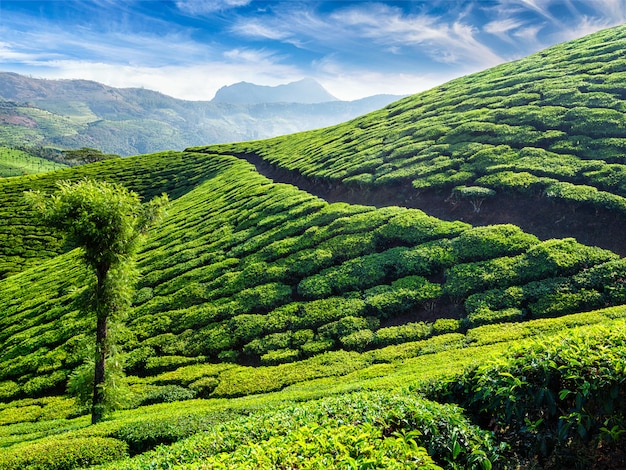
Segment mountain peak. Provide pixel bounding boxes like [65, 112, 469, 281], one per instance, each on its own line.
[211, 78, 338, 104]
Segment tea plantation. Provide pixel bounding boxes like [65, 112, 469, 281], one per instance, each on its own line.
[1, 25, 626, 469]
[0, 147, 67, 178]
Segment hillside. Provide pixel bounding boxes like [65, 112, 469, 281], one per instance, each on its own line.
[200, 24, 626, 254]
[0, 73, 400, 155]
[1, 25, 626, 469]
[0, 146, 67, 177]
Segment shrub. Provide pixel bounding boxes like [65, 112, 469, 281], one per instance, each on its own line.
[244, 331, 293, 356]
[317, 316, 375, 340]
[114, 412, 239, 455]
[432, 321, 626, 467]
[0, 381, 20, 402]
[528, 289, 604, 318]
[340, 329, 375, 351]
[374, 210, 469, 247]
[297, 275, 332, 299]
[0, 436, 128, 470]
[466, 307, 524, 327]
[194, 422, 441, 469]
[260, 348, 300, 365]
[451, 224, 539, 262]
[374, 322, 433, 346]
[450, 185, 496, 212]
[189, 377, 220, 397]
[432, 318, 461, 334]
[145, 355, 202, 373]
[294, 297, 367, 329]
[301, 339, 335, 356]
[139, 385, 196, 406]
[365, 276, 442, 319]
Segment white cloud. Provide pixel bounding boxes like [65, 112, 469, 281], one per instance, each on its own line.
[22, 58, 303, 101]
[314, 57, 461, 101]
[175, 0, 252, 15]
[232, 2, 505, 70]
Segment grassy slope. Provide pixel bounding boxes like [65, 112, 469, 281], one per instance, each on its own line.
[2, 152, 624, 402]
[0, 147, 67, 177]
[1, 25, 626, 468]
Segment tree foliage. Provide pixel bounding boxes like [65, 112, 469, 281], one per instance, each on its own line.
[62, 147, 120, 165]
[26, 179, 168, 422]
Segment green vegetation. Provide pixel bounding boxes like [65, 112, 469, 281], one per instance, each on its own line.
[196, 25, 626, 219]
[2, 24, 626, 469]
[0, 147, 67, 177]
[27, 179, 168, 423]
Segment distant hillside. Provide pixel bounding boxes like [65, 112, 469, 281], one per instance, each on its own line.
[0, 146, 66, 177]
[0, 73, 401, 155]
[211, 78, 337, 104]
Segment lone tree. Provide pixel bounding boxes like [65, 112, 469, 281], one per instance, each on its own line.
[62, 147, 120, 165]
[26, 179, 168, 423]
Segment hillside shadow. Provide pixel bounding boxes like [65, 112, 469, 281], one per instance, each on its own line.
[234, 152, 626, 257]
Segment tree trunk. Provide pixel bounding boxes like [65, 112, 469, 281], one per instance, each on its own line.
[91, 267, 108, 424]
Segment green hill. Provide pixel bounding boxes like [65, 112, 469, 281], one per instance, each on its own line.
[2, 25, 626, 469]
[0, 74, 400, 156]
[199, 24, 626, 254]
[0, 147, 67, 177]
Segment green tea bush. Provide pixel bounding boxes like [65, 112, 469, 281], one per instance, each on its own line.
[374, 209, 469, 247]
[188, 377, 219, 397]
[0, 436, 128, 470]
[260, 348, 300, 365]
[340, 329, 375, 351]
[374, 322, 433, 347]
[432, 321, 626, 467]
[466, 307, 524, 327]
[432, 318, 461, 334]
[528, 289, 604, 318]
[189, 422, 442, 469]
[243, 331, 293, 356]
[317, 316, 375, 341]
[365, 276, 442, 319]
[301, 338, 334, 356]
[139, 385, 196, 406]
[114, 411, 240, 455]
[451, 224, 539, 262]
[0, 381, 20, 402]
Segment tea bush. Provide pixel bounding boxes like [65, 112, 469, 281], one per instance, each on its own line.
[0, 436, 128, 470]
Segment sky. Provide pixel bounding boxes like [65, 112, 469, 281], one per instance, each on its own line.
[0, 1, 624, 102]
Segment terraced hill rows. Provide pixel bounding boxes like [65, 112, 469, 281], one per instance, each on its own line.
[0, 147, 67, 178]
[197, 24, 626, 254]
[2, 150, 626, 402]
[2, 24, 626, 469]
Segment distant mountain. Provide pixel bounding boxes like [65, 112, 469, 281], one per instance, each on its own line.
[212, 78, 338, 104]
[0, 72, 403, 156]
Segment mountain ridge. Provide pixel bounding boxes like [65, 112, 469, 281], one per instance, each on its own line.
[211, 78, 338, 104]
[0, 72, 403, 155]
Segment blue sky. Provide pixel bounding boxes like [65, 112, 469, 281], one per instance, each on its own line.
[0, 1, 624, 101]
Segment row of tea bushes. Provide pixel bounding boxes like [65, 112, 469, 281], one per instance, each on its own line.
[0, 151, 232, 278]
[3, 153, 625, 400]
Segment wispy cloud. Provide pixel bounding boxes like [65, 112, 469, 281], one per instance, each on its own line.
[1, 0, 625, 101]
[233, 2, 505, 70]
[487, 0, 625, 48]
[175, 0, 252, 15]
